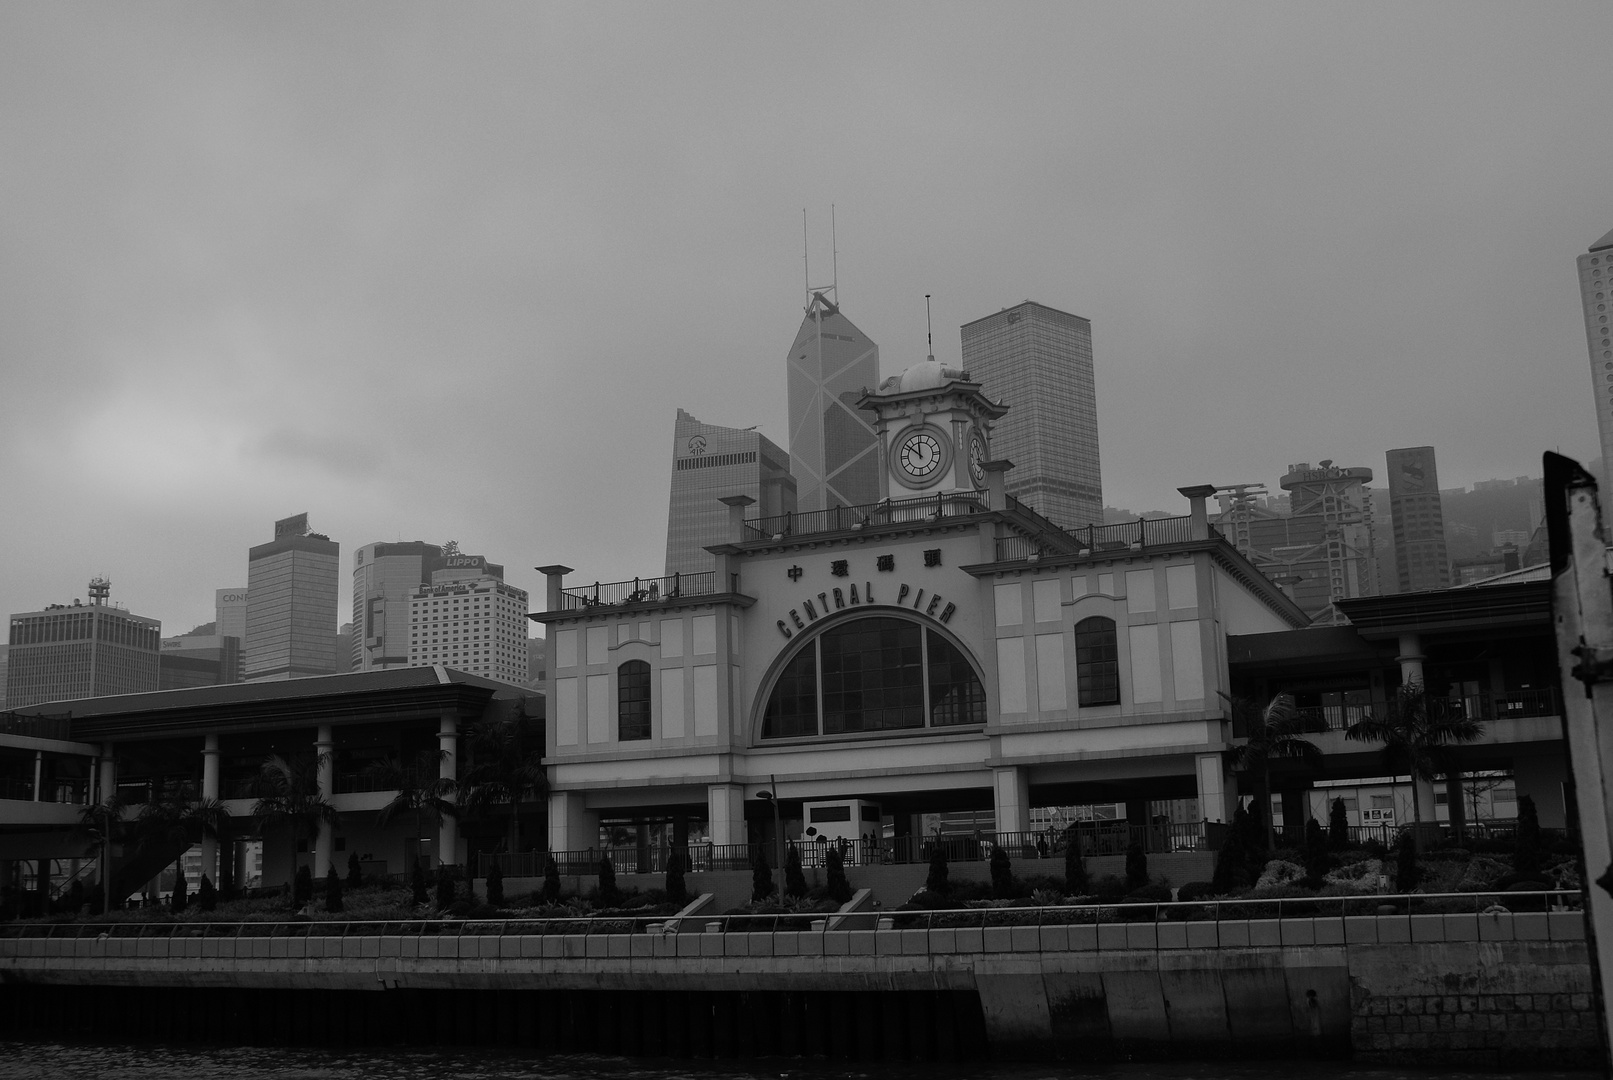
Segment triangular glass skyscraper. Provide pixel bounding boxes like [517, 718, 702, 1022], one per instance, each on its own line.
[786, 292, 881, 511]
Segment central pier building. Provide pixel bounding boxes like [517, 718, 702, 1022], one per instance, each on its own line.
[538, 358, 1309, 867]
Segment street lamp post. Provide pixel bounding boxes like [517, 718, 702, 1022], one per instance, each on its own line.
[756, 775, 784, 899]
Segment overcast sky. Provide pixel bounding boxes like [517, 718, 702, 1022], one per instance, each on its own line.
[2, 3, 1610, 637]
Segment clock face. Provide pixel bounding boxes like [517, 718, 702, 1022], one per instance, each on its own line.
[895, 427, 949, 486]
[969, 432, 987, 487]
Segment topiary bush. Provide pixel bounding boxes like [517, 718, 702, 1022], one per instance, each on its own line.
[324, 866, 343, 913]
[596, 856, 620, 908]
[1177, 881, 1218, 902]
[825, 846, 853, 904]
[171, 869, 188, 914]
[1329, 798, 1350, 851]
[990, 845, 1014, 899]
[784, 844, 807, 899]
[1515, 795, 1545, 882]
[411, 859, 429, 906]
[436, 866, 456, 909]
[346, 852, 363, 891]
[666, 850, 688, 904]
[542, 855, 562, 904]
[1304, 817, 1331, 880]
[750, 846, 776, 903]
[294, 866, 313, 908]
[1253, 859, 1305, 892]
[1064, 840, 1088, 896]
[1394, 831, 1420, 892]
[486, 862, 505, 907]
[1125, 843, 1148, 891]
[196, 875, 217, 913]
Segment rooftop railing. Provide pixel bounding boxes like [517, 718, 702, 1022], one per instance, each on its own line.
[745, 492, 991, 541]
[558, 572, 717, 611]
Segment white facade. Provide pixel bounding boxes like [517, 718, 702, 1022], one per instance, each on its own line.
[407, 576, 530, 686]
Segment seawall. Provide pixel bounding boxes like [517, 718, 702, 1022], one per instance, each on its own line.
[0, 908, 1595, 1066]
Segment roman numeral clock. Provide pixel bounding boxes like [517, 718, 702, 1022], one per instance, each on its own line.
[858, 357, 1007, 500]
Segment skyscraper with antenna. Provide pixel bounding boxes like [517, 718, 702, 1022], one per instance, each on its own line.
[786, 210, 881, 511]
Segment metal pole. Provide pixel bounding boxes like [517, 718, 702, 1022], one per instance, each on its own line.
[772, 774, 784, 900]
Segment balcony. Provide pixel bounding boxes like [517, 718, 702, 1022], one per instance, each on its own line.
[557, 571, 717, 612]
[1284, 688, 1562, 735]
[994, 514, 1203, 562]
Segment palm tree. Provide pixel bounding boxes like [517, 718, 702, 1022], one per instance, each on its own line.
[1346, 680, 1484, 853]
[78, 795, 127, 914]
[364, 749, 457, 869]
[250, 753, 339, 880]
[135, 779, 229, 898]
[1224, 691, 1327, 852]
[459, 699, 546, 858]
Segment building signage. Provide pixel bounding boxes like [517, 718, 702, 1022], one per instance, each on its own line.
[274, 513, 310, 538]
[218, 592, 248, 604]
[775, 579, 956, 639]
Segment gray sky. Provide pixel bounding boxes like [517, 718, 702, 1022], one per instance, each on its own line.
[3, 2, 1610, 637]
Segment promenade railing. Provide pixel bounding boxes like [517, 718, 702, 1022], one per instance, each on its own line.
[558, 572, 716, 611]
[745, 493, 991, 542]
[485, 822, 1224, 878]
[0, 890, 1579, 947]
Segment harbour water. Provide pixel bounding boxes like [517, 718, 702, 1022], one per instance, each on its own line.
[0, 1042, 1598, 1080]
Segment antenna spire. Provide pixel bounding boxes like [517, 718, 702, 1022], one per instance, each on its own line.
[802, 209, 810, 308]
[831, 204, 838, 301]
[925, 294, 934, 361]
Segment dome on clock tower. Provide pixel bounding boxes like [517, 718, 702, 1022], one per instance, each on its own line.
[875, 357, 970, 396]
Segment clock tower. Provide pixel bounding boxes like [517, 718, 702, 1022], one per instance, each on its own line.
[859, 357, 1008, 500]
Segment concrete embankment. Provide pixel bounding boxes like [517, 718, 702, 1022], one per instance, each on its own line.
[0, 909, 1595, 1066]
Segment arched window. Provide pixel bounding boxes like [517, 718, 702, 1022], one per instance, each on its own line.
[618, 660, 651, 741]
[761, 616, 986, 739]
[1074, 617, 1120, 706]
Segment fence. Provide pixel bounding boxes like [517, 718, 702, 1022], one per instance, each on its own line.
[0, 713, 73, 742]
[1270, 687, 1562, 736]
[558, 572, 716, 611]
[482, 823, 1223, 879]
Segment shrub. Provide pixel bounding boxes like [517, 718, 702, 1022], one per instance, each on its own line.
[486, 862, 505, 907]
[990, 845, 1014, 899]
[346, 852, 363, 891]
[1329, 798, 1349, 850]
[324, 866, 343, 913]
[784, 844, 807, 899]
[1177, 881, 1217, 902]
[825, 846, 853, 904]
[1254, 859, 1305, 891]
[750, 846, 776, 903]
[1064, 839, 1088, 895]
[542, 856, 561, 904]
[170, 869, 188, 914]
[1091, 874, 1130, 903]
[436, 866, 456, 909]
[596, 857, 620, 908]
[1123, 883, 1170, 903]
[293, 866, 313, 908]
[196, 875, 217, 913]
[1304, 817, 1330, 879]
[1515, 795, 1544, 882]
[1125, 843, 1148, 891]
[926, 844, 950, 895]
[1394, 831, 1420, 892]
[667, 850, 689, 904]
[410, 860, 429, 906]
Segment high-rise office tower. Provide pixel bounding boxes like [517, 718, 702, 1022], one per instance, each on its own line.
[158, 634, 241, 690]
[1386, 447, 1451, 592]
[960, 301, 1103, 529]
[1576, 227, 1613, 506]
[245, 513, 339, 682]
[786, 292, 881, 511]
[664, 409, 797, 577]
[351, 542, 444, 671]
[215, 586, 248, 680]
[406, 553, 529, 685]
[5, 579, 160, 707]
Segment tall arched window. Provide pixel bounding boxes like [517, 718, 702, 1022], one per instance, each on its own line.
[1074, 617, 1120, 706]
[618, 660, 651, 741]
[761, 616, 986, 739]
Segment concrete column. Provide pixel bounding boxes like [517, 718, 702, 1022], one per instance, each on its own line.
[313, 724, 334, 879]
[31, 751, 42, 802]
[1196, 752, 1237, 823]
[1177, 485, 1217, 541]
[438, 714, 459, 868]
[707, 783, 745, 848]
[200, 735, 220, 885]
[983, 459, 1012, 511]
[1396, 632, 1425, 686]
[992, 766, 1031, 835]
[548, 790, 599, 852]
[98, 745, 115, 805]
[536, 565, 575, 615]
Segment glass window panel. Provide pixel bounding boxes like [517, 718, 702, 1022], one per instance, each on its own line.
[1074, 616, 1120, 706]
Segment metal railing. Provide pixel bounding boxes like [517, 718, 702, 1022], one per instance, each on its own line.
[1287, 687, 1562, 734]
[1065, 515, 1197, 551]
[0, 713, 73, 742]
[0, 777, 34, 802]
[745, 492, 990, 542]
[0, 890, 1580, 945]
[558, 572, 716, 611]
[506, 824, 1223, 879]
